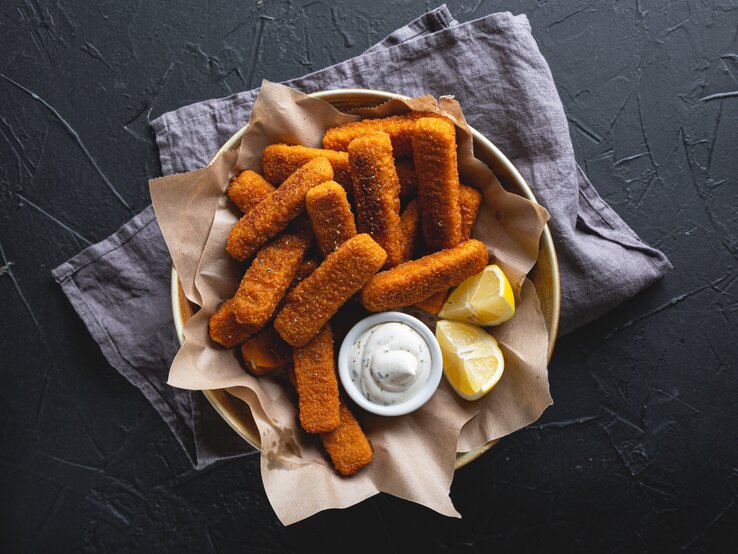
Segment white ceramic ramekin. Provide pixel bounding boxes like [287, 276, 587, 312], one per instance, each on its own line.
[337, 311, 443, 417]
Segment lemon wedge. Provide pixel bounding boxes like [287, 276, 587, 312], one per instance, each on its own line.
[435, 320, 504, 400]
[438, 264, 515, 326]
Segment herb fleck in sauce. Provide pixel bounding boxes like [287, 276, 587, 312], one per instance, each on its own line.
[349, 322, 432, 406]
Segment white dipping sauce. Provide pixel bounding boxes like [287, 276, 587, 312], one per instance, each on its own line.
[349, 322, 432, 406]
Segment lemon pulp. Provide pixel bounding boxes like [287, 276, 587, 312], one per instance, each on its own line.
[435, 320, 504, 401]
[439, 264, 515, 326]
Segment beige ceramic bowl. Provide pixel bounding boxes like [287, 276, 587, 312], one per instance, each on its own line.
[171, 88, 561, 469]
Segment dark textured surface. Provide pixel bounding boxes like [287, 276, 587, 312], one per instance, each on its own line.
[1, 1, 737, 551]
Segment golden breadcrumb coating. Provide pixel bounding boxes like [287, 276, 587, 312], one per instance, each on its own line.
[320, 398, 373, 476]
[412, 117, 461, 251]
[262, 144, 351, 191]
[274, 234, 387, 347]
[459, 184, 482, 239]
[360, 239, 489, 312]
[271, 257, 318, 329]
[306, 181, 357, 257]
[400, 199, 421, 262]
[414, 184, 483, 314]
[293, 325, 340, 433]
[232, 219, 313, 327]
[395, 158, 418, 196]
[323, 111, 441, 157]
[209, 299, 259, 348]
[413, 290, 447, 315]
[241, 258, 318, 368]
[240, 326, 292, 376]
[227, 170, 276, 214]
[348, 131, 403, 268]
[291, 258, 319, 287]
[226, 157, 333, 261]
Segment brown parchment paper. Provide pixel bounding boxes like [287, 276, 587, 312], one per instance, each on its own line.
[150, 81, 552, 525]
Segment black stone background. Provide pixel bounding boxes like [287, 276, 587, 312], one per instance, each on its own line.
[1, 1, 737, 552]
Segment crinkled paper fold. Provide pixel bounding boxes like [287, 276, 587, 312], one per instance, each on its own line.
[150, 81, 552, 525]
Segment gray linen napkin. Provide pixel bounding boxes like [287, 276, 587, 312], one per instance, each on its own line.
[53, 5, 671, 468]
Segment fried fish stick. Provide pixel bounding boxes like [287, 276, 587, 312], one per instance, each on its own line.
[209, 299, 259, 348]
[274, 234, 387, 347]
[227, 170, 276, 214]
[240, 326, 292, 376]
[323, 112, 441, 157]
[361, 239, 489, 312]
[232, 220, 313, 327]
[306, 181, 357, 257]
[459, 184, 483, 239]
[395, 158, 418, 196]
[262, 144, 351, 190]
[226, 157, 333, 261]
[348, 131, 403, 268]
[241, 258, 318, 370]
[293, 325, 340, 433]
[400, 199, 421, 262]
[414, 185, 483, 314]
[412, 117, 461, 251]
[413, 290, 448, 315]
[321, 398, 373, 476]
[292, 258, 319, 286]
[274, 257, 318, 314]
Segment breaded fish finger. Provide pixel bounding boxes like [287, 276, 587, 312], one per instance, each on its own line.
[414, 184, 483, 314]
[412, 117, 462, 251]
[262, 144, 351, 191]
[361, 239, 489, 312]
[320, 398, 373, 476]
[209, 299, 259, 348]
[227, 170, 275, 214]
[274, 257, 318, 319]
[348, 131, 403, 268]
[291, 258, 319, 287]
[274, 234, 387, 347]
[395, 158, 418, 196]
[226, 157, 333, 261]
[232, 220, 313, 327]
[306, 181, 357, 257]
[413, 290, 447, 315]
[400, 199, 421, 262]
[240, 326, 292, 376]
[323, 112, 440, 157]
[293, 325, 340, 433]
[459, 184, 483, 239]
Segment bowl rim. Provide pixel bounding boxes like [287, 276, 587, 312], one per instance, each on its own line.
[170, 87, 561, 470]
[336, 311, 444, 417]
